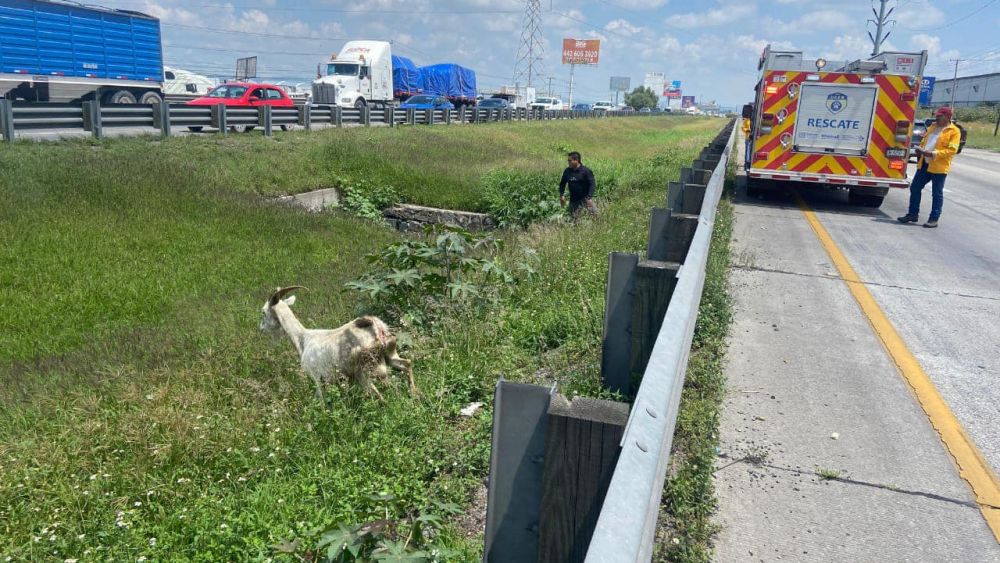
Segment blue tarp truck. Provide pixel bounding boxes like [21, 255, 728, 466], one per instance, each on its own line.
[419, 63, 477, 108]
[0, 0, 164, 103]
[391, 54, 422, 99]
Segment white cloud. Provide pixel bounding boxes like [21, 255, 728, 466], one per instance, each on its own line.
[762, 9, 853, 34]
[822, 34, 873, 62]
[895, 4, 946, 29]
[610, 0, 670, 8]
[909, 34, 959, 66]
[665, 5, 755, 29]
[604, 19, 643, 37]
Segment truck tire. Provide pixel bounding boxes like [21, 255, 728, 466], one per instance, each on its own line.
[354, 98, 366, 110]
[187, 126, 204, 132]
[139, 91, 162, 105]
[230, 125, 256, 133]
[106, 90, 137, 104]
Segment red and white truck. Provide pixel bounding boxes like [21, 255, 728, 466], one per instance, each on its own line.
[744, 46, 928, 207]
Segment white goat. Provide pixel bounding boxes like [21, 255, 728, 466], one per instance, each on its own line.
[259, 286, 417, 401]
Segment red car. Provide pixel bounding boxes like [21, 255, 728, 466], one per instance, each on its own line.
[185, 82, 295, 132]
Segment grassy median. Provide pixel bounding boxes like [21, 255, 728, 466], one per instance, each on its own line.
[0, 117, 722, 560]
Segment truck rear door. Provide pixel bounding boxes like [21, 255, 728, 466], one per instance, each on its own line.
[793, 82, 878, 156]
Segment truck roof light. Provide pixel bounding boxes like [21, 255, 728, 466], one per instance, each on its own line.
[860, 77, 876, 83]
[805, 74, 820, 81]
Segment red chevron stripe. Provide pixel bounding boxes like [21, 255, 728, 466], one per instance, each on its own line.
[877, 76, 916, 119]
[788, 153, 824, 173]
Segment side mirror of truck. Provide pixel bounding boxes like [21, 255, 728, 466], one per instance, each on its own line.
[248, 96, 260, 103]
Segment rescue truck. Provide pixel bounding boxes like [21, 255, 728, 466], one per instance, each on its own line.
[744, 46, 928, 207]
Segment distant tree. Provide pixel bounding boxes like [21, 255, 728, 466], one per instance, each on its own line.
[625, 86, 659, 110]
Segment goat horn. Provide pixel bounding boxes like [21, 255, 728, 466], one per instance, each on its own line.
[268, 285, 307, 306]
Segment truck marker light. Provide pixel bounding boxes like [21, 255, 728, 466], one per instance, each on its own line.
[889, 160, 905, 170]
[754, 151, 769, 161]
[900, 92, 916, 101]
[860, 76, 876, 83]
[766, 85, 779, 95]
[895, 120, 910, 143]
[805, 74, 820, 81]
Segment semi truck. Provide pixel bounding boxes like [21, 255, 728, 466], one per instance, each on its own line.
[0, 0, 164, 104]
[312, 40, 477, 109]
[745, 45, 928, 208]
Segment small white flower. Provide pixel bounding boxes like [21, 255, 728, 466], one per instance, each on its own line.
[268, 453, 276, 458]
[134, 501, 142, 507]
[64, 559, 78, 563]
[148, 537, 157, 546]
[145, 394, 154, 400]
[137, 557, 147, 562]
[49, 534, 56, 541]
[250, 447, 261, 453]
[176, 478, 190, 484]
[671, 537, 680, 545]
[89, 474, 97, 481]
[77, 534, 86, 540]
[219, 523, 229, 530]
[196, 415, 204, 420]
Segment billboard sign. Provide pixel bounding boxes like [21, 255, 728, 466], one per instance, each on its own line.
[681, 95, 695, 108]
[609, 76, 630, 92]
[671, 80, 681, 89]
[236, 56, 257, 80]
[663, 87, 681, 98]
[562, 39, 601, 64]
[919, 76, 935, 106]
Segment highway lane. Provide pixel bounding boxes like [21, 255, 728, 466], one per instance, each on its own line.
[806, 148, 1000, 475]
[714, 146, 1000, 560]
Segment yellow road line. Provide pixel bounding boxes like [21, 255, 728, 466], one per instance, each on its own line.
[794, 193, 1000, 542]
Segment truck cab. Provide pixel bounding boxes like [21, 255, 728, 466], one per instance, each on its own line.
[312, 41, 392, 109]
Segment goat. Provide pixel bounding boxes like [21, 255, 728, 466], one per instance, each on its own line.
[259, 286, 417, 401]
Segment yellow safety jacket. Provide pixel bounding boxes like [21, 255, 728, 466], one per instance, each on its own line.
[917, 122, 961, 174]
[741, 117, 751, 136]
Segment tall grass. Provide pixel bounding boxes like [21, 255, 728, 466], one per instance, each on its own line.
[0, 116, 722, 560]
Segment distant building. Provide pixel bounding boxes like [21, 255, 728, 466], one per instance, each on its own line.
[643, 72, 665, 95]
[930, 72, 1000, 107]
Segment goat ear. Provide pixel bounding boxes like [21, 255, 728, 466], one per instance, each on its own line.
[283, 295, 296, 306]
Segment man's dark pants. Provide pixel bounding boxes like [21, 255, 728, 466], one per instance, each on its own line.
[908, 162, 947, 220]
[568, 197, 593, 217]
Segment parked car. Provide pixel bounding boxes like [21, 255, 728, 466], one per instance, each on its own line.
[477, 97, 511, 109]
[592, 101, 614, 112]
[639, 107, 652, 113]
[185, 82, 295, 132]
[530, 96, 563, 110]
[571, 103, 592, 111]
[399, 94, 455, 110]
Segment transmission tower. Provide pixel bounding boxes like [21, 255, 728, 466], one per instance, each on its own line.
[513, 0, 544, 87]
[867, 0, 895, 57]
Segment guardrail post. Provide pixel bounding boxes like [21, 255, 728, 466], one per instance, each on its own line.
[83, 100, 103, 139]
[471, 107, 479, 124]
[444, 107, 452, 125]
[362, 105, 370, 127]
[211, 103, 227, 135]
[384, 106, 393, 127]
[333, 106, 343, 128]
[537, 394, 629, 563]
[424, 108, 434, 125]
[601, 252, 639, 394]
[0, 99, 14, 142]
[259, 105, 273, 136]
[630, 260, 681, 374]
[458, 105, 466, 123]
[406, 108, 415, 125]
[300, 104, 312, 130]
[681, 183, 707, 215]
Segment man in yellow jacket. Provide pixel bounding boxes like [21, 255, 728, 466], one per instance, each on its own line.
[741, 116, 752, 170]
[897, 106, 961, 228]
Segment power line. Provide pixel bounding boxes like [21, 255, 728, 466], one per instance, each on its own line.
[899, 0, 998, 31]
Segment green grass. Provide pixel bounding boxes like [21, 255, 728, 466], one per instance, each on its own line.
[964, 121, 1000, 152]
[655, 161, 736, 563]
[0, 116, 724, 560]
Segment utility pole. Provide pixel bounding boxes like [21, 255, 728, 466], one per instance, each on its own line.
[568, 64, 575, 107]
[949, 59, 962, 108]
[548, 77, 554, 97]
[868, 0, 895, 57]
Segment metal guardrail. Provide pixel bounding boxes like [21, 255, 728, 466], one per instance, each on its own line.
[586, 121, 736, 562]
[482, 120, 736, 563]
[0, 99, 663, 142]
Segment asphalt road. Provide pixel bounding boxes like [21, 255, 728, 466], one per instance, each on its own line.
[714, 147, 1000, 561]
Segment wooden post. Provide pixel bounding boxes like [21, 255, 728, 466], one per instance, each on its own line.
[1, 99, 15, 142]
[681, 183, 707, 215]
[260, 105, 273, 136]
[300, 104, 312, 130]
[601, 252, 639, 394]
[84, 100, 103, 138]
[211, 103, 227, 135]
[629, 260, 681, 374]
[537, 394, 629, 563]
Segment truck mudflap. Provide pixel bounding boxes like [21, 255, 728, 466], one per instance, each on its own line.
[748, 168, 908, 189]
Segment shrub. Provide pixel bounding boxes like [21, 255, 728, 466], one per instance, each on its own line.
[335, 175, 400, 220]
[482, 169, 564, 227]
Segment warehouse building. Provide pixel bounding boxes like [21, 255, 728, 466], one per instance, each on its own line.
[930, 72, 1000, 107]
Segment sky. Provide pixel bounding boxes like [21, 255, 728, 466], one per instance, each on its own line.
[98, 0, 1000, 107]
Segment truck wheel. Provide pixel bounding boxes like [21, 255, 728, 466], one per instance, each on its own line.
[230, 125, 256, 133]
[187, 126, 204, 132]
[106, 90, 137, 104]
[280, 124, 296, 131]
[354, 99, 366, 110]
[139, 92, 162, 105]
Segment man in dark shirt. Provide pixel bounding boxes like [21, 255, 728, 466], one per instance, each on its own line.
[559, 151, 597, 217]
